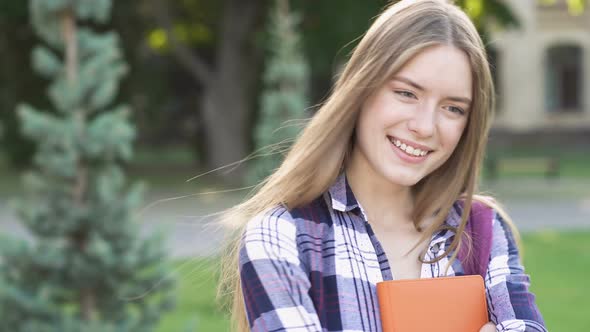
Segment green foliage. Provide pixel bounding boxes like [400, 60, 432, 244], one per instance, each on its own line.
[85, 106, 135, 161]
[540, 0, 587, 15]
[454, 0, 520, 42]
[32, 46, 62, 78]
[0, 1, 174, 331]
[293, 0, 385, 91]
[32, 29, 128, 114]
[146, 0, 222, 52]
[30, 0, 112, 47]
[249, 0, 310, 183]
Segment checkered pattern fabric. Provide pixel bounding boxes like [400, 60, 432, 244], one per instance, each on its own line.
[239, 173, 546, 332]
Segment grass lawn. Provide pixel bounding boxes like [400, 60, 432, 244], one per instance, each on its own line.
[523, 230, 590, 332]
[155, 258, 230, 332]
[158, 231, 590, 332]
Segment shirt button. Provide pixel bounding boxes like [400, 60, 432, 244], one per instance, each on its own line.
[430, 243, 440, 253]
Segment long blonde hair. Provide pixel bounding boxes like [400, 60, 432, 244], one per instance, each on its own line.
[218, 1, 518, 330]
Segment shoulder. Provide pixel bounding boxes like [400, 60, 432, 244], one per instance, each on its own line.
[245, 205, 295, 230]
[243, 193, 333, 239]
[240, 206, 302, 268]
[467, 196, 521, 256]
[242, 205, 298, 248]
[446, 196, 508, 226]
[240, 195, 334, 257]
[448, 197, 519, 238]
[469, 195, 519, 244]
[489, 207, 521, 257]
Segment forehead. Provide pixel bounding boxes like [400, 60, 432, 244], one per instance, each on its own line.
[394, 45, 473, 98]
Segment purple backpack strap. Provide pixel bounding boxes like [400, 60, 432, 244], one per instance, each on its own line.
[456, 201, 494, 279]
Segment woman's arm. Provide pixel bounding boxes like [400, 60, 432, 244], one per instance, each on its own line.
[485, 212, 547, 332]
[239, 207, 322, 332]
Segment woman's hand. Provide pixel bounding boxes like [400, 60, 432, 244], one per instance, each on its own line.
[479, 322, 497, 332]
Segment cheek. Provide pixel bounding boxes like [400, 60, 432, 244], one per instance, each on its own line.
[351, 113, 371, 155]
[441, 121, 467, 152]
[356, 105, 383, 141]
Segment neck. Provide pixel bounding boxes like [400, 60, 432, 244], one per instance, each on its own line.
[345, 150, 415, 229]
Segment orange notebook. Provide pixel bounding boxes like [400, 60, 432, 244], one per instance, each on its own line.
[377, 275, 488, 332]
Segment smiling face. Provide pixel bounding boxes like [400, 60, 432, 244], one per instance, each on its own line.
[350, 44, 473, 188]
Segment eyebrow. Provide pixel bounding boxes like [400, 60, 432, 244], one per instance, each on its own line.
[391, 76, 472, 105]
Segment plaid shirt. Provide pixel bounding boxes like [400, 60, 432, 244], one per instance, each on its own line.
[239, 173, 546, 332]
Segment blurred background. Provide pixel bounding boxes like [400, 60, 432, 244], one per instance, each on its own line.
[0, 0, 588, 331]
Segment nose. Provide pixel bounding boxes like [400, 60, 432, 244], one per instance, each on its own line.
[407, 102, 436, 138]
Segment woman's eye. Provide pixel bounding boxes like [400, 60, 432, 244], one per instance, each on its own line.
[446, 106, 466, 116]
[394, 90, 416, 99]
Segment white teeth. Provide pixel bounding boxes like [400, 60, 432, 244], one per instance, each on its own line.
[390, 137, 429, 157]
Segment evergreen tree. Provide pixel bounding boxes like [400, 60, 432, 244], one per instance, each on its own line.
[0, 1, 174, 331]
[249, 0, 310, 183]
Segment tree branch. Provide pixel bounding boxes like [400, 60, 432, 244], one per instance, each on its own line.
[151, 0, 213, 84]
[61, 8, 78, 84]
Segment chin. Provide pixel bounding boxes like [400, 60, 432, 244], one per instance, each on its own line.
[384, 172, 423, 187]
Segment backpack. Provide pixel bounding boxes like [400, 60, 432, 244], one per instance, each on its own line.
[456, 201, 494, 279]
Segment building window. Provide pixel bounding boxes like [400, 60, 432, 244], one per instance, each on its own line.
[545, 45, 583, 112]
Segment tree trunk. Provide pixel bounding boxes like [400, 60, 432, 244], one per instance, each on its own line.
[202, 0, 261, 182]
[62, 7, 95, 321]
[201, 78, 250, 181]
[151, 0, 262, 183]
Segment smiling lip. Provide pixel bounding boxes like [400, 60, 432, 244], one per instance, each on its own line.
[387, 136, 434, 164]
[388, 136, 434, 152]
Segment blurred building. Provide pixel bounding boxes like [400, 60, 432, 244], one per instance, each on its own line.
[489, 0, 590, 145]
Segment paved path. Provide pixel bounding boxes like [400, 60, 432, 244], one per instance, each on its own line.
[1, 190, 589, 258]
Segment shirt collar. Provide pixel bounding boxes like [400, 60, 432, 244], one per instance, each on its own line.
[327, 172, 463, 228]
[328, 172, 360, 212]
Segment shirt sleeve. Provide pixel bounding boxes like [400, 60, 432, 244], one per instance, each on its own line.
[239, 206, 322, 332]
[485, 211, 547, 332]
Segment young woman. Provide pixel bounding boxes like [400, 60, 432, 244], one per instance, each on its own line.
[219, 1, 546, 331]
